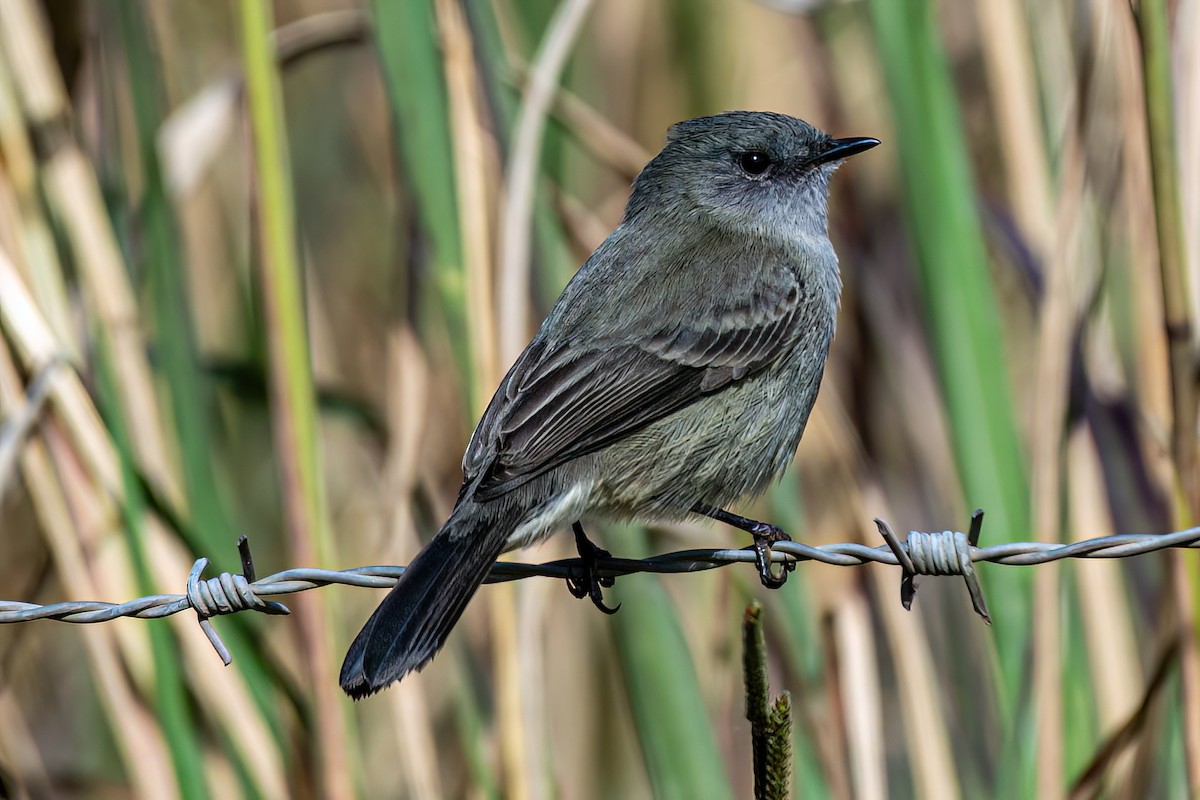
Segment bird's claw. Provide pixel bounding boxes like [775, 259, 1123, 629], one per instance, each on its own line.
[751, 522, 795, 589]
[567, 523, 620, 615]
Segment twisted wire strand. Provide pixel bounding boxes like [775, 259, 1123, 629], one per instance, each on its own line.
[4, 520, 1199, 664]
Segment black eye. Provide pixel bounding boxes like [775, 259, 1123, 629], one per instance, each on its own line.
[739, 151, 772, 176]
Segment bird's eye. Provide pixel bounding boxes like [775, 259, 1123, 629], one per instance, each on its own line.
[738, 151, 772, 176]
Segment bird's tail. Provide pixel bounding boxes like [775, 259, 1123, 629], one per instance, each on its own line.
[339, 507, 514, 698]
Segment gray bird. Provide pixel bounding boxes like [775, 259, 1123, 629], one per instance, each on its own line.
[341, 111, 878, 698]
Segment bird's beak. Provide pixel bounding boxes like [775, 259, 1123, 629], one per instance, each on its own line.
[810, 136, 880, 166]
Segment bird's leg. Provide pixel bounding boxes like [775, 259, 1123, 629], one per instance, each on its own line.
[696, 506, 796, 588]
[566, 522, 620, 615]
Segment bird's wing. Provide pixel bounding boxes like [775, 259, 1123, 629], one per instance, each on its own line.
[466, 275, 804, 499]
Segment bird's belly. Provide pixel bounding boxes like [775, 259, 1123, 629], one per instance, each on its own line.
[589, 356, 823, 520]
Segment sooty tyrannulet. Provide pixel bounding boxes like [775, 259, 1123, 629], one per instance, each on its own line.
[340, 111, 878, 698]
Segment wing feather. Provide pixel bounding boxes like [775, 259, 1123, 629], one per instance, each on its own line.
[467, 274, 804, 499]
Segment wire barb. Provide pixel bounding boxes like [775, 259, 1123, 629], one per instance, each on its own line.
[6, 513, 1200, 664]
[185, 540, 290, 665]
[876, 511, 990, 623]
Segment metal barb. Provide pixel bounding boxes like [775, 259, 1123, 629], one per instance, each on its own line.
[237, 535, 256, 582]
[967, 509, 985, 546]
[875, 518, 920, 611]
[184, 544, 290, 665]
[876, 514, 991, 623]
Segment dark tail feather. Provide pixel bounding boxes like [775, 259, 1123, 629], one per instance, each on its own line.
[340, 515, 510, 698]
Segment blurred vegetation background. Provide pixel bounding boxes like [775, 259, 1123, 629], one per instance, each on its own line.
[0, 0, 1197, 797]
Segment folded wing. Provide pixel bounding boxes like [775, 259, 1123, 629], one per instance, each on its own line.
[468, 277, 804, 499]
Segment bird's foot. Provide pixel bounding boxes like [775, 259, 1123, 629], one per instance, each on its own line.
[566, 522, 620, 614]
[694, 506, 796, 589]
[748, 522, 795, 589]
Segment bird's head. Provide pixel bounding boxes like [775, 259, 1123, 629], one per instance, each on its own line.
[626, 111, 878, 244]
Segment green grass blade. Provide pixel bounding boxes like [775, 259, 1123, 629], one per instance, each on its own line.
[369, 0, 474, 401]
[1135, 2, 1200, 778]
[239, 1, 354, 795]
[1137, 0, 1196, 499]
[766, 482, 829, 798]
[865, 0, 1030, 689]
[114, 1, 230, 565]
[608, 525, 734, 800]
[864, 0, 1034, 792]
[114, 0, 287, 768]
[96, 342, 207, 800]
[371, 4, 502, 793]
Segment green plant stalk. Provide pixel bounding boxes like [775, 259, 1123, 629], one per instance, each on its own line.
[450, 657, 500, 800]
[744, 601, 770, 794]
[464, 0, 576, 306]
[369, 0, 474, 403]
[1137, 0, 1200, 738]
[865, 0, 1030, 690]
[744, 601, 770, 725]
[609, 525, 734, 800]
[385, 3, 501, 793]
[766, 693, 793, 800]
[744, 600, 792, 800]
[505, 0, 567, 191]
[1137, 0, 1196, 511]
[1062, 575, 1099, 781]
[369, 5, 504, 793]
[239, 1, 353, 795]
[773, 589, 829, 798]
[114, 1, 228, 563]
[240, 0, 329, 565]
[666, 0, 719, 117]
[765, 483, 820, 677]
[97, 341, 206, 800]
[462, 0, 515, 148]
[1137, 0, 1200, 787]
[369, 0, 460, 275]
[114, 3, 286, 761]
[765, 481, 828, 798]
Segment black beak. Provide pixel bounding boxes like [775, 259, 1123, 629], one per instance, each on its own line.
[810, 136, 880, 166]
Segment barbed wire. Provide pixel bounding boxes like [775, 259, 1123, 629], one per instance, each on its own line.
[3, 510, 1199, 665]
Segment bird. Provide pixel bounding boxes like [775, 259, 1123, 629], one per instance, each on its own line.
[340, 110, 878, 698]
